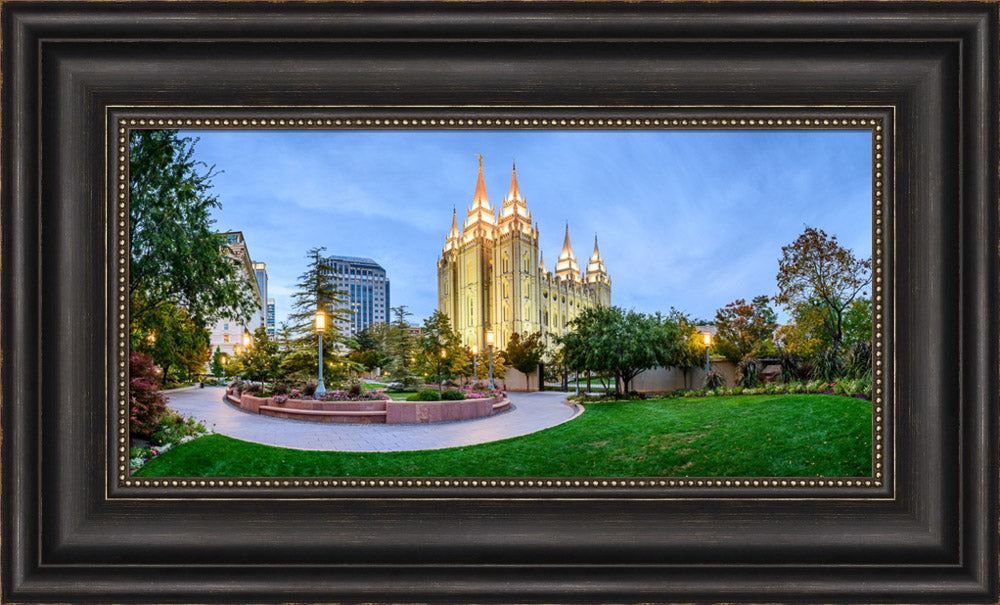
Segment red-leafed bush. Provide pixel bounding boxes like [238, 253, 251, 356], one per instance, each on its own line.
[130, 352, 168, 438]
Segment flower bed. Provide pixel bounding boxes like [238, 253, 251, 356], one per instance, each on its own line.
[225, 385, 509, 424]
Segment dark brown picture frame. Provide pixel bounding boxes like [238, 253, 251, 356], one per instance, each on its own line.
[2, 2, 997, 603]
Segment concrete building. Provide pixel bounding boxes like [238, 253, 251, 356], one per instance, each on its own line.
[437, 157, 611, 352]
[325, 255, 390, 340]
[208, 232, 265, 359]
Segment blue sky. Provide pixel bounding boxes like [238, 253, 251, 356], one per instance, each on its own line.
[186, 129, 871, 326]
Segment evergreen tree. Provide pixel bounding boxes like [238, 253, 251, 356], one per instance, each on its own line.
[287, 246, 349, 348]
[386, 305, 417, 386]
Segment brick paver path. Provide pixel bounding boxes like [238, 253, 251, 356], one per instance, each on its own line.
[162, 386, 581, 452]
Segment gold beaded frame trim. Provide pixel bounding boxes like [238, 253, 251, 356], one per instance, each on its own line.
[111, 111, 889, 494]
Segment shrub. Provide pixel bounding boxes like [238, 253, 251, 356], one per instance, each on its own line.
[347, 379, 363, 398]
[129, 352, 168, 438]
[440, 389, 466, 400]
[805, 379, 828, 393]
[150, 411, 208, 446]
[738, 358, 762, 388]
[845, 341, 872, 380]
[407, 389, 442, 401]
[777, 353, 803, 384]
[625, 391, 647, 401]
[703, 371, 725, 390]
[810, 348, 843, 382]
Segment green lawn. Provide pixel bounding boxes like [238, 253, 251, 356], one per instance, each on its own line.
[135, 394, 872, 478]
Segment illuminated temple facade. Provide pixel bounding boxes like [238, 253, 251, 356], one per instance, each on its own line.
[437, 157, 611, 352]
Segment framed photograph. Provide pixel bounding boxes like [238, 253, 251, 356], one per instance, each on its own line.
[2, 2, 996, 603]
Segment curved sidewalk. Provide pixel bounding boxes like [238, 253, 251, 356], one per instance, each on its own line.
[161, 386, 581, 452]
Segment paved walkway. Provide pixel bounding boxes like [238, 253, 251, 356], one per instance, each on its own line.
[161, 386, 581, 452]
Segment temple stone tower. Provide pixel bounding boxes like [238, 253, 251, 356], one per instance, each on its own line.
[438, 157, 611, 351]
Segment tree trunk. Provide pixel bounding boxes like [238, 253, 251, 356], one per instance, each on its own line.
[587, 371, 592, 392]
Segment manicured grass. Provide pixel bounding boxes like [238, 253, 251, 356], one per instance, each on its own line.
[135, 394, 872, 478]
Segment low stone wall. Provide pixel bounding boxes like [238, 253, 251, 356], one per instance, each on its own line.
[385, 396, 500, 424]
[224, 387, 508, 424]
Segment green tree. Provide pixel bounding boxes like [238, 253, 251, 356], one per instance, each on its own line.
[661, 308, 705, 390]
[129, 130, 258, 328]
[133, 300, 210, 385]
[386, 306, 418, 386]
[503, 332, 546, 376]
[351, 325, 382, 353]
[287, 246, 349, 348]
[473, 345, 508, 385]
[775, 226, 872, 356]
[560, 306, 666, 397]
[841, 297, 872, 346]
[713, 295, 778, 363]
[210, 346, 225, 378]
[238, 326, 281, 384]
[414, 311, 463, 384]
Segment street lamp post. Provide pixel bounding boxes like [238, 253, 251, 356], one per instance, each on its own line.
[472, 344, 478, 386]
[703, 331, 712, 373]
[315, 309, 326, 397]
[221, 355, 228, 382]
[486, 330, 494, 390]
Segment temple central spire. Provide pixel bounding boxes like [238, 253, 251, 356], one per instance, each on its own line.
[499, 159, 532, 233]
[464, 154, 496, 240]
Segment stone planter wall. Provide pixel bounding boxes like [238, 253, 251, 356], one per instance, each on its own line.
[224, 388, 508, 424]
[385, 396, 502, 423]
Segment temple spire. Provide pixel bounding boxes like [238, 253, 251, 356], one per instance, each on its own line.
[464, 155, 496, 239]
[586, 233, 608, 281]
[471, 154, 489, 210]
[443, 206, 462, 253]
[555, 222, 581, 281]
[539, 251, 546, 273]
[499, 158, 531, 232]
[508, 160, 522, 202]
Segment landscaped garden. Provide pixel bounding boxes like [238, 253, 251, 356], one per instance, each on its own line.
[135, 392, 871, 477]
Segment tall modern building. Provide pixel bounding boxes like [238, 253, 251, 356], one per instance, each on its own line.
[265, 298, 276, 337]
[437, 157, 611, 352]
[324, 255, 390, 339]
[253, 262, 268, 319]
[209, 231, 265, 358]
